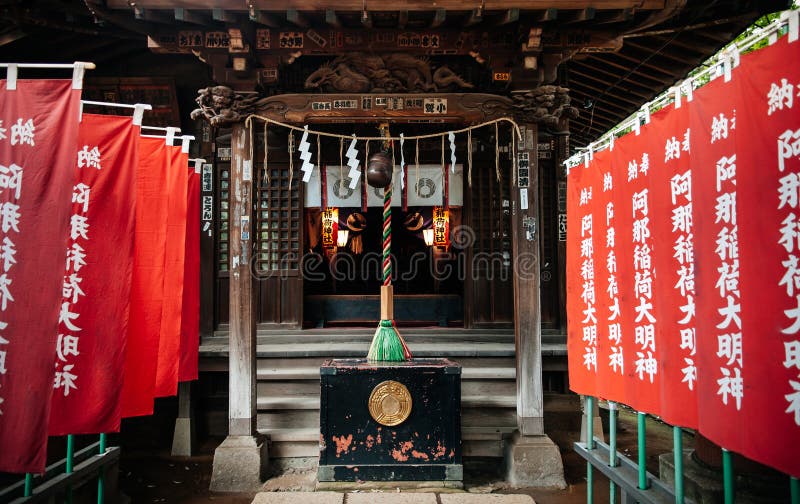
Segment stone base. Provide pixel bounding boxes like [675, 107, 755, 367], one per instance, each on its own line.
[579, 414, 605, 445]
[315, 480, 464, 492]
[659, 450, 791, 504]
[210, 435, 268, 492]
[171, 417, 193, 457]
[504, 433, 566, 489]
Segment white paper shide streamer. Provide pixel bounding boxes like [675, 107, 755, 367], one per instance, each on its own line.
[399, 133, 405, 190]
[346, 135, 360, 189]
[299, 125, 315, 183]
[448, 131, 456, 173]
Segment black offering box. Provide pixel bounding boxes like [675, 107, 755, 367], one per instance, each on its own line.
[318, 358, 462, 482]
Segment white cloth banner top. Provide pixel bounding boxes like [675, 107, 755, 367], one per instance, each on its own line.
[407, 164, 463, 207]
[305, 164, 463, 208]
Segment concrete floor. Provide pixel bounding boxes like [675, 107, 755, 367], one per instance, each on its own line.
[112, 395, 685, 504]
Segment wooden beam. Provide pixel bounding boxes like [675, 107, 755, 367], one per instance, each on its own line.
[431, 8, 446, 28]
[535, 8, 558, 22]
[568, 67, 652, 101]
[568, 78, 644, 108]
[325, 9, 342, 28]
[593, 7, 631, 24]
[107, 0, 666, 10]
[134, 7, 173, 24]
[286, 9, 309, 28]
[562, 7, 595, 24]
[581, 53, 672, 84]
[465, 9, 483, 27]
[361, 11, 373, 29]
[249, 9, 281, 27]
[174, 8, 211, 25]
[572, 59, 664, 89]
[623, 40, 696, 66]
[496, 8, 519, 26]
[212, 8, 236, 23]
[397, 10, 408, 29]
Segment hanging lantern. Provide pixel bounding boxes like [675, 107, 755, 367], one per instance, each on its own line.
[423, 228, 434, 247]
[367, 150, 393, 188]
[337, 229, 350, 248]
[321, 207, 339, 251]
[432, 207, 450, 248]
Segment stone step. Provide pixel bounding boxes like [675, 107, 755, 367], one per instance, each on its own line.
[200, 342, 529, 359]
[200, 340, 565, 359]
[262, 426, 512, 443]
[257, 379, 514, 398]
[265, 438, 507, 458]
[215, 327, 515, 341]
[257, 394, 516, 411]
[256, 357, 517, 380]
[257, 408, 517, 431]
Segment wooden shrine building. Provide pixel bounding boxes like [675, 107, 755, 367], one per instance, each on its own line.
[0, 0, 789, 490]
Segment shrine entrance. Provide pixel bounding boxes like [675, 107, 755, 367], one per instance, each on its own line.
[212, 95, 520, 329]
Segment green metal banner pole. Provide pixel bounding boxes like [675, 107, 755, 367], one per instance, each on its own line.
[97, 433, 107, 504]
[609, 402, 618, 504]
[673, 427, 684, 503]
[791, 476, 799, 504]
[66, 434, 75, 504]
[24, 473, 33, 497]
[586, 396, 595, 504]
[722, 448, 734, 504]
[638, 412, 648, 490]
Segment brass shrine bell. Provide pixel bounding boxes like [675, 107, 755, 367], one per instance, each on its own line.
[367, 151, 393, 188]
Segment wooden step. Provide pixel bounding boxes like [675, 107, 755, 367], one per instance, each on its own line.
[200, 339, 565, 359]
[257, 379, 514, 398]
[255, 357, 517, 380]
[261, 426, 512, 443]
[264, 438, 508, 458]
[257, 408, 517, 431]
[256, 393, 516, 411]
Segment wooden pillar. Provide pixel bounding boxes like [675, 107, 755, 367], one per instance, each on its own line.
[210, 120, 266, 492]
[227, 121, 256, 436]
[198, 120, 215, 338]
[556, 134, 569, 333]
[512, 122, 544, 436]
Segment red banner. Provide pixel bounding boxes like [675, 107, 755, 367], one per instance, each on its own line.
[154, 146, 188, 397]
[648, 102, 698, 429]
[48, 114, 139, 436]
[121, 137, 170, 418]
[0, 80, 82, 473]
[567, 35, 800, 478]
[566, 157, 601, 398]
[691, 71, 745, 454]
[709, 36, 800, 477]
[179, 166, 200, 382]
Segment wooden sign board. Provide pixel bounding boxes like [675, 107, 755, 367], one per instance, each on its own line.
[253, 93, 513, 124]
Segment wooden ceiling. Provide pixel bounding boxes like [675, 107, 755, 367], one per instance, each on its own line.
[0, 0, 791, 150]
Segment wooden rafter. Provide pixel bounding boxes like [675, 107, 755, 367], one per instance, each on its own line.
[430, 9, 446, 28]
[174, 8, 212, 25]
[286, 9, 309, 28]
[325, 9, 342, 27]
[105, 0, 666, 10]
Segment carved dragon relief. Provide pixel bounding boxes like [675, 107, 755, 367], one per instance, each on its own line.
[511, 86, 580, 129]
[304, 53, 473, 93]
[190, 85, 287, 126]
